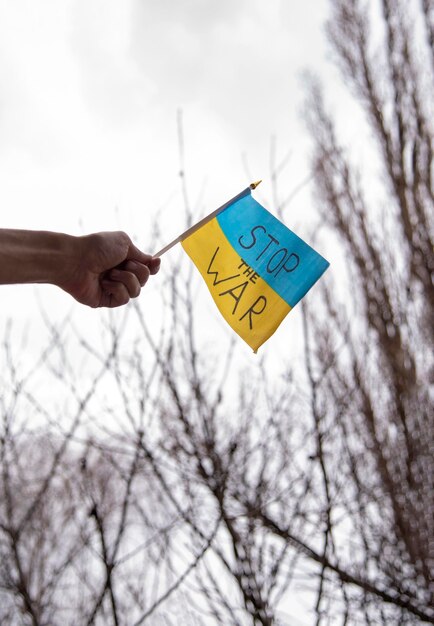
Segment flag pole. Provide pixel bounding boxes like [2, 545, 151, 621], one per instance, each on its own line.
[153, 180, 262, 257]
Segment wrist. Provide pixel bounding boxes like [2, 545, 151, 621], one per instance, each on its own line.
[47, 232, 82, 288]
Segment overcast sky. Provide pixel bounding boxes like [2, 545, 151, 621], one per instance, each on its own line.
[0, 0, 332, 225]
[0, 0, 336, 355]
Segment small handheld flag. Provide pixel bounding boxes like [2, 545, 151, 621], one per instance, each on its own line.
[155, 183, 329, 352]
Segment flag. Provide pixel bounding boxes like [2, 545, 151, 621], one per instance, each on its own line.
[181, 188, 329, 352]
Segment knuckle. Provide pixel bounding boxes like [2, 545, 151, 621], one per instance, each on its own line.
[117, 231, 131, 246]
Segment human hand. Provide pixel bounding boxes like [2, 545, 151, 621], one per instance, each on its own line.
[60, 231, 160, 308]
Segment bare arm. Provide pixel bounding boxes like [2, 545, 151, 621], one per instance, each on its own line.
[0, 229, 160, 308]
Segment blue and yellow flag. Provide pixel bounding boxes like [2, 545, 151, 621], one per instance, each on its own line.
[181, 188, 329, 352]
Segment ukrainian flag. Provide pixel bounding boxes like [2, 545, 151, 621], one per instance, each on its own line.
[182, 188, 329, 352]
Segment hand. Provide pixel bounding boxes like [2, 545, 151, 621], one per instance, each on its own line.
[60, 231, 160, 308]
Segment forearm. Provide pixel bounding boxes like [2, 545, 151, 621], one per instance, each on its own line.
[0, 229, 76, 286]
[0, 228, 160, 308]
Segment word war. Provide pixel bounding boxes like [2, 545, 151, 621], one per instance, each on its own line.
[207, 250, 267, 331]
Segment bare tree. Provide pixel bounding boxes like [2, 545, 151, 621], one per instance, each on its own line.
[0, 317, 200, 626]
[251, 0, 433, 623]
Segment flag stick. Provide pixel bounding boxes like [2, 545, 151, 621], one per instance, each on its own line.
[154, 180, 262, 257]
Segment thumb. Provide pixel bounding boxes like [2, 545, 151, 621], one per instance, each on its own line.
[127, 242, 161, 273]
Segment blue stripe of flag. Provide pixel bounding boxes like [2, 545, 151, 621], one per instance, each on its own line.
[217, 194, 329, 308]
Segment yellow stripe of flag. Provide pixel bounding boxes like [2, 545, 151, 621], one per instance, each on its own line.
[182, 217, 291, 352]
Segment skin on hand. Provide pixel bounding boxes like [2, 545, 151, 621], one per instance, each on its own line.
[60, 231, 161, 308]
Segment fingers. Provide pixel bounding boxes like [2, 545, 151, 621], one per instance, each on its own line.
[110, 267, 147, 297]
[127, 241, 161, 273]
[121, 261, 152, 286]
[99, 262, 153, 308]
[96, 236, 161, 308]
[100, 279, 131, 308]
[115, 257, 160, 286]
[147, 257, 161, 275]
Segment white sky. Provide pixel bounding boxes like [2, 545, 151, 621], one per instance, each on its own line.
[0, 0, 331, 227]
